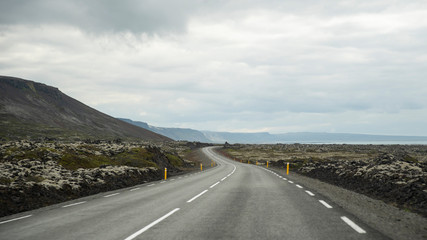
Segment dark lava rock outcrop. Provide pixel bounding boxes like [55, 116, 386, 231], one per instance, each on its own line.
[297, 153, 427, 217]
[0, 140, 189, 217]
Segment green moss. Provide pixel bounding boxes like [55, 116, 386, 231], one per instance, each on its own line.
[403, 155, 418, 163]
[114, 148, 158, 168]
[0, 177, 12, 185]
[58, 152, 112, 170]
[167, 154, 183, 167]
[25, 175, 45, 183]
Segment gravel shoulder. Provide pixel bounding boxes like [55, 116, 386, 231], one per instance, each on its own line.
[271, 167, 427, 240]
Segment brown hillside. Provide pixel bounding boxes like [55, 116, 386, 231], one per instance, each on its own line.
[0, 76, 171, 141]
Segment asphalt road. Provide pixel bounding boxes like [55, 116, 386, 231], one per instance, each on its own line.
[0, 147, 389, 240]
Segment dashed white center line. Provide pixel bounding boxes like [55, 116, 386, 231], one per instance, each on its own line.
[0, 215, 32, 225]
[341, 216, 366, 234]
[319, 200, 333, 208]
[283, 178, 287, 180]
[187, 190, 208, 203]
[130, 188, 140, 192]
[124, 208, 180, 240]
[221, 177, 227, 181]
[305, 190, 315, 196]
[104, 193, 120, 198]
[296, 184, 303, 188]
[210, 182, 220, 188]
[63, 201, 86, 208]
[288, 181, 294, 183]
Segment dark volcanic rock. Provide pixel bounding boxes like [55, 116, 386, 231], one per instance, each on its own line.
[297, 153, 427, 217]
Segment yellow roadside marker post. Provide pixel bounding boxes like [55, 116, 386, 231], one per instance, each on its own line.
[267, 161, 269, 168]
[200, 163, 203, 171]
[286, 163, 289, 175]
[256, 161, 258, 165]
[165, 168, 167, 180]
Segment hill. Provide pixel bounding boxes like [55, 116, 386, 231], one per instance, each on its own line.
[119, 118, 212, 142]
[121, 118, 427, 144]
[0, 76, 171, 141]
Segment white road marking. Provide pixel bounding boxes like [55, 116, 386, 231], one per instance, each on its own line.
[221, 177, 227, 181]
[160, 181, 166, 184]
[305, 191, 315, 196]
[130, 188, 140, 192]
[296, 184, 303, 188]
[171, 179, 175, 181]
[187, 190, 208, 203]
[178, 177, 182, 179]
[210, 182, 220, 188]
[148, 184, 155, 187]
[104, 193, 120, 198]
[283, 178, 287, 180]
[341, 216, 367, 234]
[0, 215, 32, 225]
[288, 181, 294, 183]
[319, 200, 333, 208]
[124, 208, 180, 240]
[63, 201, 86, 208]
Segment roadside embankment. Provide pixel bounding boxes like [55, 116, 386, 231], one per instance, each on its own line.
[0, 140, 197, 217]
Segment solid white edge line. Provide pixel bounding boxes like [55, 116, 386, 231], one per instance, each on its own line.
[187, 190, 208, 203]
[210, 182, 220, 188]
[124, 208, 180, 240]
[0, 215, 32, 225]
[296, 184, 303, 188]
[305, 190, 315, 196]
[221, 177, 227, 181]
[63, 201, 86, 208]
[104, 193, 120, 198]
[341, 216, 367, 234]
[319, 200, 333, 208]
[130, 188, 140, 192]
[148, 184, 155, 187]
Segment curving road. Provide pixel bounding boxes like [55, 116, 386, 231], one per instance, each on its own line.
[0, 147, 388, 240]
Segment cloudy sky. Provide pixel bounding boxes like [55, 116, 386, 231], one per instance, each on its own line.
[1, 0, 427, 136]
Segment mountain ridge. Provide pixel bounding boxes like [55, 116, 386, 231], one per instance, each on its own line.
[0, 76, 171, 141]
[120, 118, 427, 144]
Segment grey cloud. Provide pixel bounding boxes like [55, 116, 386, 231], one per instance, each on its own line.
[0, 0, 198, 34]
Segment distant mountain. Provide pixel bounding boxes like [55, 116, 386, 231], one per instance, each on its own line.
[121, 118, 427, 144]
[119, 118, 212, 142]
[0, 76, 171, 141]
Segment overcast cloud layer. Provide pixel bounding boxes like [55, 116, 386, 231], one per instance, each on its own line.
[1, 0, 426, 135]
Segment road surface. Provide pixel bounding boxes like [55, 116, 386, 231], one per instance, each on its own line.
[0, 147, 388, 239]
